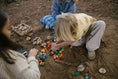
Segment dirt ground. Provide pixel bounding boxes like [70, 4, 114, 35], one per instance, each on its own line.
[1, 0, 118, 79]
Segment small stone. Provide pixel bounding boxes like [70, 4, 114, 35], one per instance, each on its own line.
[99, 68, 106, 74]
[77, 64, 85, 72]
[47, 36, 51, 39]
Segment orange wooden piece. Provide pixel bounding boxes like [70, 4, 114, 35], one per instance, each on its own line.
[51, 51, 54, 55]
[59, 51, 62, 53]
[38, 59, 42, 63]
[40, 62, 42, 65]
[70, 46, 72, 48]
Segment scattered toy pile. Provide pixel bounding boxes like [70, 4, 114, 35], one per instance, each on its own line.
[36, 41, 51, 66]
[12, 23, 32, 36]
[49, 47, 65, 60]
[36, 31, 73, 66]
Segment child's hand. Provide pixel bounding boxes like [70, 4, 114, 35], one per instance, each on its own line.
[28, 48, 38, 57]
[56, 38, 62, 44]
[51, 43, 59, 51]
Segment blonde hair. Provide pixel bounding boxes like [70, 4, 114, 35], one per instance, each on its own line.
[54, 13, 78, 41]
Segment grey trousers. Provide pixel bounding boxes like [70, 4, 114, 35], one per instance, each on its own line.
[71, 20, 106, 52]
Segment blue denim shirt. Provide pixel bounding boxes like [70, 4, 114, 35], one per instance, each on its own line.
[52, 0, 76, 19]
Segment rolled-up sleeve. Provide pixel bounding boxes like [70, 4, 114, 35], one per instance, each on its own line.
[52, 0, 59, 19]
[7, 56, 41, 79]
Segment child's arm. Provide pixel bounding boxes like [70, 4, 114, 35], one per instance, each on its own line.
[67, 2, 76, 13]
[51, 41, 74, 51]
[52, 0, 59, 19]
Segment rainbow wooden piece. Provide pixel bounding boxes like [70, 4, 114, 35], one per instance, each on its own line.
[75, 71, 80, 76]
[70, 45, 72, 48]
[41, 49, 45, 53]
[59, 51, 62, 53]
[50, 47, 64, 61]
[26, 36, 31, 41]
[85, 76, 88, 79]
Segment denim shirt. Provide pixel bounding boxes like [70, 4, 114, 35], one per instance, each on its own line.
[52, 0, 76, 19]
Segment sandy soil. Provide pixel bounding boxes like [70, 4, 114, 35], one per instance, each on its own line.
[1, 0, 118, 79]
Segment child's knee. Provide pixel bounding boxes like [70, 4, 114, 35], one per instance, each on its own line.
[97, 20, 106, 30]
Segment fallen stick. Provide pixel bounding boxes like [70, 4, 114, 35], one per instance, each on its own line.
[54, 60, 78, 67]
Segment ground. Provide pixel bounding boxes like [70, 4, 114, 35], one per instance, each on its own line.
[1, 0, 118, 79]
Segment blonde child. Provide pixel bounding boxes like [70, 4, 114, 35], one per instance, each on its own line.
[40, 0, 76, 29]
[0, 10, 41, 79]
[51, 13, 106, 60]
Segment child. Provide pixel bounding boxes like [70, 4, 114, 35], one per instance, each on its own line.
[0, 10, 41, 79]
[51, 13, 106, 60]
[40, 0, 76, 29]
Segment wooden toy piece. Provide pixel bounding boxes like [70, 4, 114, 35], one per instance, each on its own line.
[43, 56, 45, 59]
[54, 51, 58, 54]
[47, 41, 50, 44]
[99, 68, 106, 74]
[75, 71, 80, 76]
[37, 56, 40, 59]
[43, 43, 47, 46]
[47, 43, 51, 48]
[38, 59, 42, 63]
[57, 57, 60, 60]
[85, 76, 88, 79]
[44, 39, 47, 42]
[53, 34, 56, 37]
[58, 53, 60, 56]
[70, 45, 72, 49]
[39, 54, 43, 58]
[77, 64, 85, 72]
[51, 39, 54, 42]
[41, 49, 45, 53]
[40, 62, 42, 65]
[54, 56, 58, 60]
[44, 53, 46, 57]
[54, 56, 57, 60]
[59, 51, 62, 54]
[51, 51, 54, 55]
[60, 57, 64, 60]
[23, 51, 28, 57]
[59, 54, 63, 57]
[41, 62, 45, 66]
[42, 59, 45, 62]
[52, 31, 55, 34]
[61, 49, 64, 52]
[26, 36, 31, 41]
[12, 23, 32, 36]
[24, 53, 28, 57]
[43, 48, 47, 51]
[58, 48, 62, 51]
[40, 57, 43, 60]
[49, 53, 53, 56]
[62, 47, 65, 49]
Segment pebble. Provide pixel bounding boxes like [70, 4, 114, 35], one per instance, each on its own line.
[99, 68, 106, 74]
[77, 64, 85, 72]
